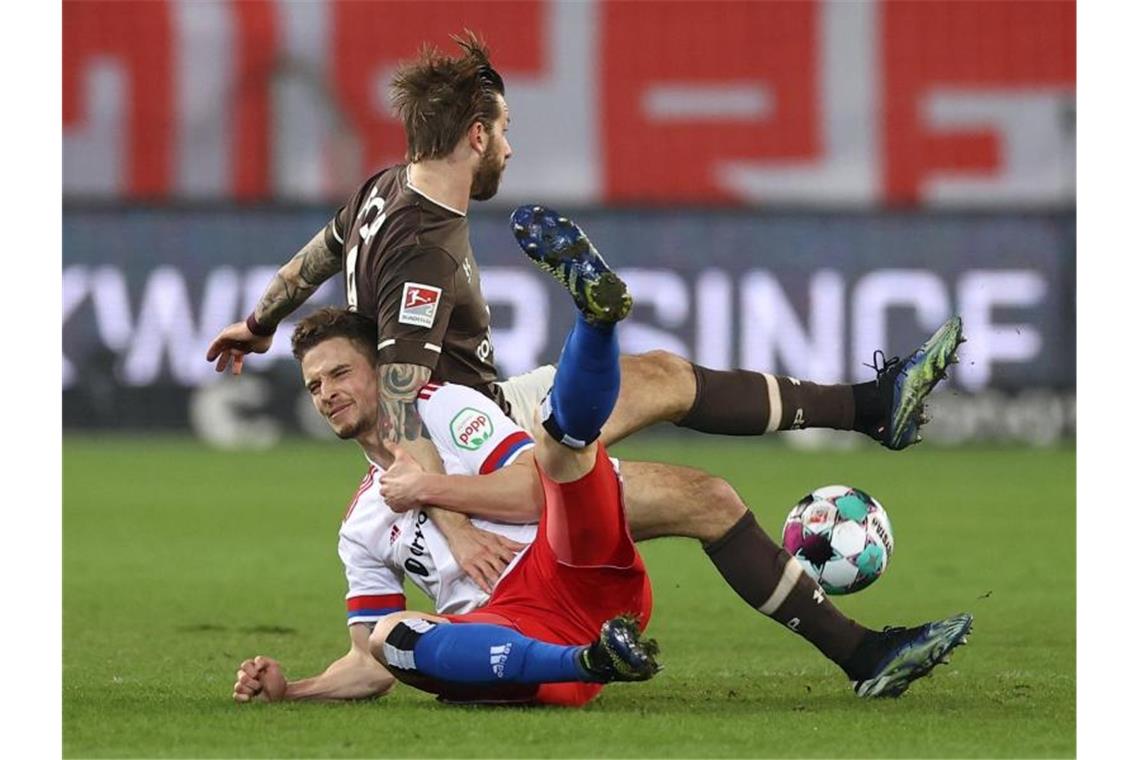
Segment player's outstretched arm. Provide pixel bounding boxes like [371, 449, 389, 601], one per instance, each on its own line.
[380, 447, 542, 523]
[232, 625, 395, 704]
[207, 225, 343, 374]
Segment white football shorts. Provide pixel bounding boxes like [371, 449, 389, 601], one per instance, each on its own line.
[494, 364, 557, 437]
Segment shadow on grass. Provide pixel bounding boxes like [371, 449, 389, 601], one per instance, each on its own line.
[175, 623, 297, 635]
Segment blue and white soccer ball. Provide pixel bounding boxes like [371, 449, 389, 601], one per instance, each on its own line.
[781, 485, 895, 595]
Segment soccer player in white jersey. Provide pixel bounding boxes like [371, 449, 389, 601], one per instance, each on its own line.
[233, 307, 659, 705]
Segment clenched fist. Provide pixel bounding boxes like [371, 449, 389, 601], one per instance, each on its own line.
[232, 655, 287, 703]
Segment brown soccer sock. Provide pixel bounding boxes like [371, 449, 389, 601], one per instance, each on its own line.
[679, 365, 877, 436]
[704, 511, 869, 667]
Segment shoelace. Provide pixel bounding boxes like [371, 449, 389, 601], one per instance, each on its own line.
[863, 350, 902, 385]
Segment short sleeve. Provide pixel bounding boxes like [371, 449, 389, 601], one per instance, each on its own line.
[373, 247, 458, 370]
[323, 207, 348, 256]
[338, 533, 406, 626]
[417, 383, 534, 476]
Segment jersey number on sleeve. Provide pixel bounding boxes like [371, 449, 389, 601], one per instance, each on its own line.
[346, 186, 388, 311]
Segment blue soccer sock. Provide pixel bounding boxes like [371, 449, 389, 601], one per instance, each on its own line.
[545, 314, 620, 447]
[411, 622, 595, 684]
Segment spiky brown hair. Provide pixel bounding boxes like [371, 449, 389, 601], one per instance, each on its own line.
[389, 31, 505, 162]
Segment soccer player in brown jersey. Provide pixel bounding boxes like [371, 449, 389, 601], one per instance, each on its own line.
[206, 34, 964, 676]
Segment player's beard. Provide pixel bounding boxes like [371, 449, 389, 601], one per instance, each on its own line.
[335, 419, 367, 440]
[470, 137, 506, 201]
[331, 405, 374, 441]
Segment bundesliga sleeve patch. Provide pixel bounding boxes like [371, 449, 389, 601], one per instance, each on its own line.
[398, 283, 443, 328]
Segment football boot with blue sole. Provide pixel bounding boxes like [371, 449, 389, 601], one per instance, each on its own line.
[867, 316, 966, 450]
[510, 205, 632, 325]
[853, 612, 973, 698]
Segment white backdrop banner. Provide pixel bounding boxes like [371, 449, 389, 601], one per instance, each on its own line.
[63, 206, 1075, 440]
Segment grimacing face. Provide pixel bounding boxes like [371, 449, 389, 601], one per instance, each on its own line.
[470, 95, 512, 201]
[300, 337, 380, 440]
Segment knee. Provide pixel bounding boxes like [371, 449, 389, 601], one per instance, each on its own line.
[693, 475, 748, 538]
[535, 430, 597, 483]
[624, 350, 692, 384]
[368, 611, 424, 665]
[620, 351, 696, 425]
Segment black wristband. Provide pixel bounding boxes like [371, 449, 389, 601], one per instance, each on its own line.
[245, 312, 276, 337]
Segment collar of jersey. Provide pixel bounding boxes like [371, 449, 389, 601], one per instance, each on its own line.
[404, 169, 467, 217]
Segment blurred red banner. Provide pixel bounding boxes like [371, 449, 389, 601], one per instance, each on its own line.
[63, 0, 1074, 206]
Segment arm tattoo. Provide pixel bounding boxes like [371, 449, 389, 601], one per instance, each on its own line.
[253, 227, 344, 327]
[378, 363, 433, 444]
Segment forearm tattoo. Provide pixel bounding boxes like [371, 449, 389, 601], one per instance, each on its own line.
[378, 363, 432, 444]
[253, 228, 343, 327]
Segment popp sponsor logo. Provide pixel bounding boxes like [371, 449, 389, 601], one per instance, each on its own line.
[450, 407, 495, 451]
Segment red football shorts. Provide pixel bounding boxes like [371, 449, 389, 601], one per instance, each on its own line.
[445, 444, 653, 707]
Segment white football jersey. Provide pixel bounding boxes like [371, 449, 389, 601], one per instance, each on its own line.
[338, 382, 538, 626]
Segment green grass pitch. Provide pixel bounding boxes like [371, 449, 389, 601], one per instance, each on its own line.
[63, 435, 1075, 758]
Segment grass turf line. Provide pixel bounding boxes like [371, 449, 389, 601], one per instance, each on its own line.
[63, 436, 1075, 758]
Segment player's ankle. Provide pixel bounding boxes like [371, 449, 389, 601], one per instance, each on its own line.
[576, 645, 610, 682]
[838, 628, 899, 681]
[851, 381, 886, 435]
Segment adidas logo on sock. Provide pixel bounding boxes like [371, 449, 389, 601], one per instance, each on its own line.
[490, 643, 513, 678]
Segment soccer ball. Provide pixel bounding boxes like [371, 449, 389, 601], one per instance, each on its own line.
[781, 485, 894, 595]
